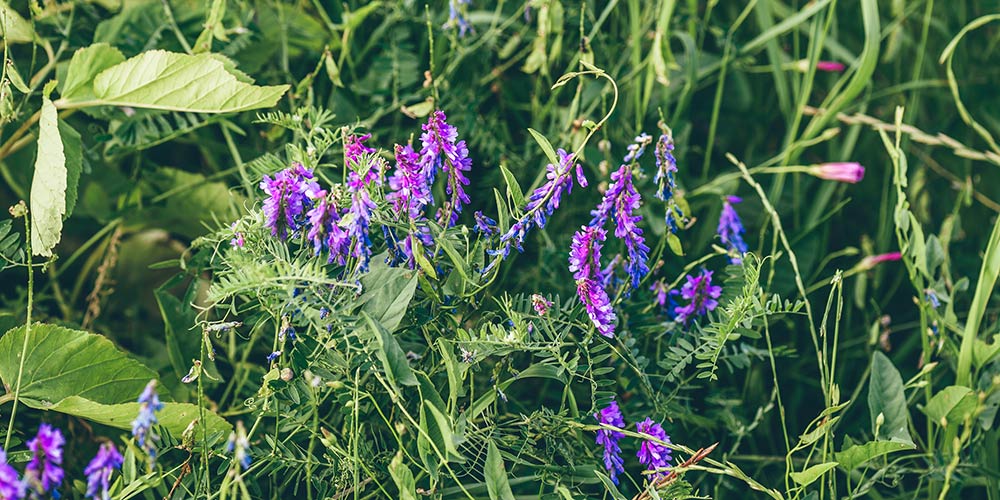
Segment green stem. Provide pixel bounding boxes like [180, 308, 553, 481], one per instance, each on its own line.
[4, 212, 33, 450]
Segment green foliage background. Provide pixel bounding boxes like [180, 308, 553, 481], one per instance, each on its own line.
[1, 0, 999, 499]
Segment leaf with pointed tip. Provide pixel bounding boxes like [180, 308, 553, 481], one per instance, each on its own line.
[29, 98, 66, 257]
[58, 50, 288, 113]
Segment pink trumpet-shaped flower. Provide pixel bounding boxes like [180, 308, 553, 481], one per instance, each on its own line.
[859, 252, 902, 270]
[811, 162, 865, 183]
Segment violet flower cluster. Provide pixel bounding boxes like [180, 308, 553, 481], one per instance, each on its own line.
[418, 110, 472, 226]
[132, 380, 163, 464]
[594, 401, 674, 484]
[490, 149, 587, 266]
[590, 161, 650, 290]
[653, 130, 683, 232]
[387, 143, 435, 268]
[594, 400, 626, 484]
[259, 163, 318, 241]
[444, 0, 473, 37]
[718, 196, 748, 263]
[24, 423, 64, 497]
[673, 269, 723, 323]
[568, 226, 616, 338]
[84, 442, 123, 500]
[1, 424, 127, 499]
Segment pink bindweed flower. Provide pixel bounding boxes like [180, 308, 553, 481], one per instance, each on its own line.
[811, 162, 865, 183]
[795, 59, 846, 72]
[859, 252, 902, 270]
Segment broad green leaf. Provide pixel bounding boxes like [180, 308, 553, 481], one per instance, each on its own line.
[58, 119, 83, 220]
[359, 259, 418, 332]
[388, 452, 417, 500]
[29, 98, 66, 257]
[790, 462, 837, 487]
[0, 1, 34, 43]
[31, 396, 231, 437]
[324, 51, 344, 87]
[486, 441, 516, 500]
[868, 352, 913, 443]
[835, 440, 914, 471]
[527, 128, 559, 167]
[498, 163, 526, 209]
[922, 386, 976, 426]
[60, 43, 127, 102]
[974, 334, 1000, 368]
[420, 399, 463, 460]
[5, 60, 28, 93]
[58, 50, 289, 113]
[0, 323, 158, 404]
[362, 312, 418, 390]
[667, 232, 684, 256]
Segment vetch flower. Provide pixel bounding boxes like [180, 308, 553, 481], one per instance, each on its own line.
[230, 221, 245, 248]
[590, 162, 649, 290]
[635, 418, 673, 479]
[474, 211, 497, 236]
[226, 422, 252, 471]
[718, 196, 748, 264]
[260, 164, 319, 240]
[84, 442, 123, 500]
[653, 129, 683, 233]
[623, 133, 653, 164]
[132, 380, 164, 464]
[388, 144, 435, 268]
[345, 171, 377, 272]
[810, 162, 865, 184]
[24, 423, 65, 496]
[0, 449, 25, 500]
[490, 149, 586, 266]
[673, 269, 723, 323]
[267, 351, 282, 363]
[305, 190, 351, 265]
[569, 226, 616, 337]
[794, 59, 846, 72]
[418, 110, 472, 226]
[594, 400, 626, 484]
[531, 294, 553, 315]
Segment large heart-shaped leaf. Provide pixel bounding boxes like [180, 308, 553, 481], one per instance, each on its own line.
[56, 50, 288, 113]
[0, 323, 157, 404]
[867, 352, 913, 443]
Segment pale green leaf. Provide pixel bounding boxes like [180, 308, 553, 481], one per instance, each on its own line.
[0, 323, 157, 404]
[388, 452, 417, 500]
[0, 1, 34, 43]
[499, 163, 525, 209]
[359, 259, 418, 332]
[362, 312, 418, 390]
[59, 50, 289, 113]
[790, 462, 837, 487]
[60, 43, 126, 102]
[922, 386, 976, 425]
[868, 352, 913, 443]
[486, 441, 516, 500]
[527, 128, 559, 167]
[31, 396, 231, 437]
[835, 439, 914, 471]
[29, 98, 66, 257]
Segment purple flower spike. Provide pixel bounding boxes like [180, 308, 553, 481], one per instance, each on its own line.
[84, 442, 123, 500]
[490, 149, 586, 268]
[590, 163, 649, 290]
[418, 110, 472, 226]
[24, 423, 65, 496]
[474, 211, 497, 236]
[0, 449, 26, 500]
[531, 294, 553, 316]
[132, 380, 164, 464]
[636, 418, 673, 479]
[569, 226, 616, 337]
[673, 269, 723, 323]
[346, 171, 377, 272]
[595, 400, 626, 484]
[653, 130, 683, 232]
[718, 196, 748, 263]
[260, 164, 319, 240]
[623, 133, 653, 164]
[305, 190, 350, 265]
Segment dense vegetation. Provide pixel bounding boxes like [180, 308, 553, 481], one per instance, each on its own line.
[1, 1, 999, 499]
